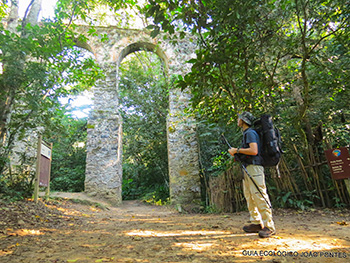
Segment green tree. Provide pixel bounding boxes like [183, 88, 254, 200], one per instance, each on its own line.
[119, 50, 169, 202]
[145, 0, 350, 208]
[0, 0, 140, 199]
[0, 0, 103, 174]
[49, 110, 87, 193]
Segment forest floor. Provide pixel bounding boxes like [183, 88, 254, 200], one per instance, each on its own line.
[1, 192, 350, 263]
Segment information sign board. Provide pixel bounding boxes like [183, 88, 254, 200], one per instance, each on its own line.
[41, 143, 52, 159]
[325, 147, 350, 180]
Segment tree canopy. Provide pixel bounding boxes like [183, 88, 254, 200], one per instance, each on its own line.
[1, 0, 349, 208]
[0, 0, 136, 198]
[145, 0, 350, 208]
[119, 50, 169, 203]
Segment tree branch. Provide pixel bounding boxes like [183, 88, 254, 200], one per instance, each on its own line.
[310, 17, 350, 54]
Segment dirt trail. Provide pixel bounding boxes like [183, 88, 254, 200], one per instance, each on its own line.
[1, 192, 350, 263]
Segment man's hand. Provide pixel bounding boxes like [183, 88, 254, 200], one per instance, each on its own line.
[228, 143, 258, 156]
[228, 147, 238, 156]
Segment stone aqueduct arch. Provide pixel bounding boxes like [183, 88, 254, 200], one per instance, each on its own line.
[76, 26, 201, 210]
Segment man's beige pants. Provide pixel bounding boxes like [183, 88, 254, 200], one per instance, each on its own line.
[242, 164, 275, 231]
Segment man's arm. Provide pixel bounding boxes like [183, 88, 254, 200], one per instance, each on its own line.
[228, 142, 258, 156]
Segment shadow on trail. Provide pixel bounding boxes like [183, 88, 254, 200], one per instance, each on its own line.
[1, 194, 349, 263]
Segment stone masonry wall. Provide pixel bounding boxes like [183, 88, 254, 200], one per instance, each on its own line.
[85, 63, 123, 206]
[79, 26, 201, 209]
[167, 88, 201, 212]
[166, 39, 202, 212]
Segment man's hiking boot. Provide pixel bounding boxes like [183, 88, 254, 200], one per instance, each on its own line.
[258, 227, 276, 238]
[243, 224, 262, 233]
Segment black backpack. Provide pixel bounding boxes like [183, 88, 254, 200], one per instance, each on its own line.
[253, 114, 283, 167]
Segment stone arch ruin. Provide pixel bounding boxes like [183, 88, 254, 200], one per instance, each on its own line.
[75, 26, 201, 210]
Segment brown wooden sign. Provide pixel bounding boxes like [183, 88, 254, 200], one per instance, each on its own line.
[39, 143, 52, 187]
[34, 136, 53, 203]
[325, 147, 350, 180]
[39, 156, 51, 187]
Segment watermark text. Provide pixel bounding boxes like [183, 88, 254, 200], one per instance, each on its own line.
[242, 250, 347, 258]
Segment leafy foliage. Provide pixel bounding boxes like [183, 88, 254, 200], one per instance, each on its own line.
[0, 0, 132, 199]
[49, 112, 87, 193]
[0, 1, 104, 176]
[145, 0, 350, 209]
[119, 50, 169, 203]
[1, 0, 350, 209]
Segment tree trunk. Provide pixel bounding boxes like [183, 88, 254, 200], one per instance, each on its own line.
[7, 0, 19, 32]
[23, 0, 42, 27]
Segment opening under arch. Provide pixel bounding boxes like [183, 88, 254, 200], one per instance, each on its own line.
[118, 48, 169, 203]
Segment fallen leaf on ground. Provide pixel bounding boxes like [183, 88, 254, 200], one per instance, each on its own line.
[336, 221, 348, 225]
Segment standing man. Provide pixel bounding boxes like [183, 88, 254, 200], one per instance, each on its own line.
[228, 111, 275, 238]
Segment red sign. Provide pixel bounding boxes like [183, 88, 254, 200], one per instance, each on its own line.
[325, 147, 350, 180]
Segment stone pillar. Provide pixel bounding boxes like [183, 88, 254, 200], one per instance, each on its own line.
[167, 88, 201, 212]
[165, 37, 201, 212]
[85, 63, 123, 205]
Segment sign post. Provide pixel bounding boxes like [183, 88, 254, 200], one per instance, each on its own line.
[34, 135, 53, 203]
[34, 136, 42, 203]
[345, 179, 350, 198]
[325, 147, 350, 198]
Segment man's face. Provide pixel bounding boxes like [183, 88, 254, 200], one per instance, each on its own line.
[237, 117, 243, 127]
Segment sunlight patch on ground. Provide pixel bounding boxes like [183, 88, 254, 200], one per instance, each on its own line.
[126, 229, 229, 237]
[55, 206, 91, 217]
[0, 250, 13, 257]
[174, 242, 214, 251]
[120, 217, 177, 225]
[7, 229, 42, 236]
